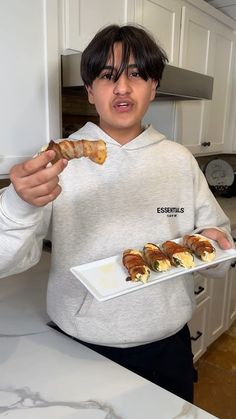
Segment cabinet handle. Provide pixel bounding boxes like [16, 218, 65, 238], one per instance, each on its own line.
[194, 285, 204, 295]
[191, 330, 203, 341]
[201, 141, 211, 147]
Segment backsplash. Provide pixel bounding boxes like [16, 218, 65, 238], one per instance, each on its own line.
[0, 179, 10, 188]
[62, 87, 99, 138]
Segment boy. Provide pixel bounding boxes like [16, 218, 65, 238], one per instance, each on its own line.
[0, 24, 232, 403]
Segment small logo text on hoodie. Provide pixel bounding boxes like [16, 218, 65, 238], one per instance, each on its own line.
[156, 207, 184, 217]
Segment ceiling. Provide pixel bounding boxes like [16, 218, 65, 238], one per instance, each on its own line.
[204, 0, 236, 20]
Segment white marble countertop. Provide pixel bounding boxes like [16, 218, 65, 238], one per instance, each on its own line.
[0, 252, 218, 419]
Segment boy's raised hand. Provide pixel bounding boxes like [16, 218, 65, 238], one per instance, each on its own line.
[9, 150, 68, 207]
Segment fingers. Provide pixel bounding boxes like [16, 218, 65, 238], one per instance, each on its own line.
[201, 228, 232, 250]
[29, 184, 62, 207]
[20, 173, 62, 206]
[216, 235, 232, 250]
[9, 152, 68, 207]
[10, 151, 56, 179]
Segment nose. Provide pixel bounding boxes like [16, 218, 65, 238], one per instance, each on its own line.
[113, 72, 132, 95]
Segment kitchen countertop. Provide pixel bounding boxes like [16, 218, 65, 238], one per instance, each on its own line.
[0, 252, 218, 419]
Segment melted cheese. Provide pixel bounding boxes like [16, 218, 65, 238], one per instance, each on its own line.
[155, 259, 171, 272]
[201, 251, 216, 262]
[135, 266, 150, 283]
[174, 252, 195, 269]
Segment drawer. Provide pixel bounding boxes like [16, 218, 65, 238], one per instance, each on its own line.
[193, 272, 209, 304]
[188, 297, 210, 362]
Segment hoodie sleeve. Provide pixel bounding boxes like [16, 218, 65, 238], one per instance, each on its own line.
[191, 156, 233, 277]
[0, 184, 52, 278]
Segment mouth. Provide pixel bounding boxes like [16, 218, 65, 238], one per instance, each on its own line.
[113, 100, 133, 113]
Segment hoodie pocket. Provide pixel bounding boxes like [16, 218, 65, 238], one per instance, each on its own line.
[75, 292, 93, 316]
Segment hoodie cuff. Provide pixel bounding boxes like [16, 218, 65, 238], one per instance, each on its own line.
[0, 184, 42, 224]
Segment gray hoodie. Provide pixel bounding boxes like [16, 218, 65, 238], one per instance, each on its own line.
[0, 123, 231, 347]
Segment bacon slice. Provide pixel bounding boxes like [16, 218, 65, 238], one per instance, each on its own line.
[161, 240, 195, 268]
[45, 139, 107, 165]
[143, 243, 171, 272]
[183, 234, 216, 262]
[122, 249, 150, 283]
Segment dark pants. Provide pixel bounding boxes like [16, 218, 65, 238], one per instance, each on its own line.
[48, 322, 196, 403]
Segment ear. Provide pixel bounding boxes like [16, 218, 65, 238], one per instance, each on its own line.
[85, 85, 95, 105]
[150, 80, 158, 101]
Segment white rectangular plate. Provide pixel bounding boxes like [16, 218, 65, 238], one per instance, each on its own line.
[70, 240, 236, 302]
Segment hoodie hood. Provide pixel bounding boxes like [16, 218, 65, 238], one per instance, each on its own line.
[70, 122, 166, 150]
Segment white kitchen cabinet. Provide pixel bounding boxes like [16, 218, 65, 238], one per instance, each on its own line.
[204, 21, 234, 154]
[0, 0, 61, 177]
[189, 295, 210, 362]
[61, 0, 182, 62]
[189, 269, 233, 362]
[188, 272, 210, 361]
[193, 272, 209, 305]
[61, 0, 136, 52]
[207, 273, 229, 344]
[134, 0, 181, 65]
[226, 262, 236, 328]
[174, 4, 234, 154]
[133, 0, 235, 153]
[229, 52, 236, 152]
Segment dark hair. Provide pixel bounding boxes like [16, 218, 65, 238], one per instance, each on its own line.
[80, 24, 168, 87]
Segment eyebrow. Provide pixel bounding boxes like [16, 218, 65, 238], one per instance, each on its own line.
[102, 63, 138, 71]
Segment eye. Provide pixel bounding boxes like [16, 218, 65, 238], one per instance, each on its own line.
[99, 71, 115, 81]
[128, 69, 141, 79]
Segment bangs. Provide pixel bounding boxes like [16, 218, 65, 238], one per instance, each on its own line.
[80, 25, 168, 86]
[108, 39, 150, 82]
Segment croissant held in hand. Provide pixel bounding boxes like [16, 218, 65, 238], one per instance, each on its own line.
[183, 234, 216, 262]
[45, 139, 107, 165]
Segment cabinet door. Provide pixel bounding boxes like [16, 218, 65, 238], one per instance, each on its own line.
[175, 6, 211, 153]
[194, 272, 209, 305]
[62, 0, 135, 51]
[188, 297, 210, 362]
[135, 0, 181, 65]
[226, 264, 236, 328]
[0, 0, 60, 177]
[207, 274, 229, 345]
[204, 22, 234, 153]
[175, 6, 234, 154]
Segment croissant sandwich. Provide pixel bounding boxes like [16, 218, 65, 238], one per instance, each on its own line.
[161, 240, 195, 269]
[183, 234, 216, 262]
[143, 243, 171, 272]
[44, 139, 107, 165]
[122, 249, 150, 283]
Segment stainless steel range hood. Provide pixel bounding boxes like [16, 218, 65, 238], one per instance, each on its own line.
[158, 64, 213, 100]
[61, 53, 214, 101]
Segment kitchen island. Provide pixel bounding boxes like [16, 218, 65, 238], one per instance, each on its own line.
[0, 252, 218, 418]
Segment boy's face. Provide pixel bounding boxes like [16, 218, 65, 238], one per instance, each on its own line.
[86, 43, 157, 145]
